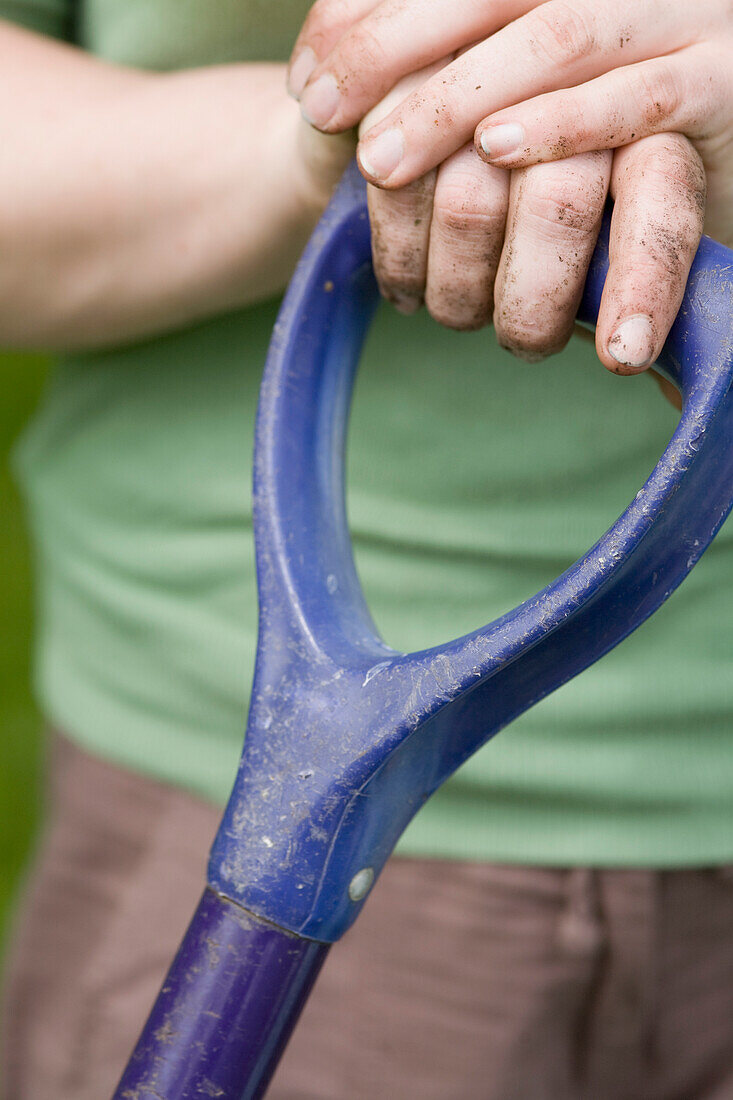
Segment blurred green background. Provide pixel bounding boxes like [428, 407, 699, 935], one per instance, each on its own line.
[0, 351, 48, 949]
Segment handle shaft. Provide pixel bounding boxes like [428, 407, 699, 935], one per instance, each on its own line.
[113, 890, 328, 1100]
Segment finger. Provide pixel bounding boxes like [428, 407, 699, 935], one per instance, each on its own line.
[297, 0, 535, 123]
[357, 53, 453, 138]
[494, 151, 612, 359]
[352, 0, 700, 186]
[475, 45, 729, 167]
[368, 173, 435, 312]
[288, 0, 381, 98]
[361, 62, 447, 312]
[425, 144, 509, 330]
[596, 133, 706, 374]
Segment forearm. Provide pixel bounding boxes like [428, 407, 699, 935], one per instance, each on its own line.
[0, 23, 348, 351]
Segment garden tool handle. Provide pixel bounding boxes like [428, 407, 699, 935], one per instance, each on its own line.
[208, 160, 733, 941]
[114, 162, 733, 1100]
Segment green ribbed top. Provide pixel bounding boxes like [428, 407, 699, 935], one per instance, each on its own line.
[5, 0, 733, 865]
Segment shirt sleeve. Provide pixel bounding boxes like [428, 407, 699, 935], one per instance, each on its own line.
[0, 0, 74, 40]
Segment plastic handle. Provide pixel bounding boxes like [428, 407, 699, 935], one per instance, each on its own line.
[209, 161, 733, 943]
[113, 890, 328, 1100]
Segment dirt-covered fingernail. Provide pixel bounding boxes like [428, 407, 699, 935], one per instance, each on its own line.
[358, 128, 405, 183]
[479, 123, 525, 161]
[300, 73, 340, 128]
[510, 347, 547, 363]
[288, 47, 317, 99]
[608, 315, 655, 371]
[387, 291, 421, 315]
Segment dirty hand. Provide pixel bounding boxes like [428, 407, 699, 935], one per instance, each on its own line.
[288, 0, 728, 374]
[328, 61, 706, 375]
[288, 0, 733, 249]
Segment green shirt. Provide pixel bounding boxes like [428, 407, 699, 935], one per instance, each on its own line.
[4, 0, 733, 865]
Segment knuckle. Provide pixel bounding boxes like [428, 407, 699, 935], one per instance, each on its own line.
[303, 0, 341, 45]
[535, 95, 593, 158]
[631, 61, 684, 127]
[634, 138, 706, 216]
[432, 182, 507, 237]
[339, 22, 392, 80]
[523, 178, 604, 239]
[528, 1, 597, 68]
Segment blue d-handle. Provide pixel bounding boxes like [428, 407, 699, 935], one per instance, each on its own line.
[115, 164, 733, 1100]
[210, 162, 733, 941]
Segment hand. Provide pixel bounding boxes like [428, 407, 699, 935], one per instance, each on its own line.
[367, 122, 705, 374]
[288, 0, 732, 247]
[360, 61, 513, 331]
[315, 61, 706, 374]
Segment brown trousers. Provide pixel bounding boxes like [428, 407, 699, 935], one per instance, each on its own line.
[2, 734, 733, 1100]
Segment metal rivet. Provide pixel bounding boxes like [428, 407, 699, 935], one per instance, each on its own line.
[348, 867, 374, 902]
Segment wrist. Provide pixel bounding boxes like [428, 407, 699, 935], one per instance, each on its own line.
[288, 102, 357, 224]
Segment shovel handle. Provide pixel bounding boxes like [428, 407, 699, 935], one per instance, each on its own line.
[115, 163, 733, 1100]
[207, 161, 733, 942]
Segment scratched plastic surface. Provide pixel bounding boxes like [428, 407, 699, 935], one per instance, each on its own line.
[113, 889, 328, 1100]
[115, 164, 733, 1100]
[209, 163, 733, 942]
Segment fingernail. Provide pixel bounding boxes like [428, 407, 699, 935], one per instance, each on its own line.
[390, 292, 421, 315]
[479, 123, 525, 160]
[288, 47, 317, 99]
[608, 315, 655, 370]
[300, 73, 340, 128]
[511, 347, 547, 364]
[358, 128, 405, 182]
